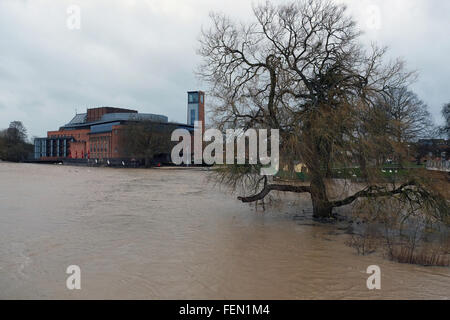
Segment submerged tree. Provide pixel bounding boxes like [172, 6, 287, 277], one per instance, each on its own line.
[198, 0, 448, 219]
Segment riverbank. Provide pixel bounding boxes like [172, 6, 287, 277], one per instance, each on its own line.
[0, 162, 449, 299]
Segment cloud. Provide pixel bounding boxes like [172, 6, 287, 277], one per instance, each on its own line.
[0, 0, 448, 138]
[339, 0, 450, 124]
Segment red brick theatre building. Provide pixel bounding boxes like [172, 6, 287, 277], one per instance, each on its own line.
[34, 91, 205, 165]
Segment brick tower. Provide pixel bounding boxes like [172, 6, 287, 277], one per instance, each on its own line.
[187, 91, 205, 129]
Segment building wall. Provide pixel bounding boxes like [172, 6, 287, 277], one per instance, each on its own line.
[86, 107, 137, 123]
[198, 91, 205, 131]
[41, 126, 129, 160]
[48, 129, 90, 140]
[47, 128, 90, 159]
[70, 141, 86, 159]
[110, 125, 126, 158]
[89, 132, 112, 159]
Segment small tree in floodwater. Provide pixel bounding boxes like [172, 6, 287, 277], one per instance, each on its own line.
[197, 0, 449, 220]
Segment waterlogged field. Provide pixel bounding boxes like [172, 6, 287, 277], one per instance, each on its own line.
[0, 162, 449, 299]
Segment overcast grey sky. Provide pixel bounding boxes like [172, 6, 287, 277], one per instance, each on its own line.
[0, 0, 449, 138]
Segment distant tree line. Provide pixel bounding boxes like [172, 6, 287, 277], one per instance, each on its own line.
[0, 121, 33, 162]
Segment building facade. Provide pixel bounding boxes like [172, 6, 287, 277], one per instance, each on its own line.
[34, 91, 205, 164]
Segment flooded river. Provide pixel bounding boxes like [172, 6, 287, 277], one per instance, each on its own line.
[0, 162, 448, 299]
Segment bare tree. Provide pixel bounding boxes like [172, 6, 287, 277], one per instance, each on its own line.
[6, 121, 28, 143]
[379, 87, 433, 142]
[0, 121, 33, 162]
[122, 121, 173, 167]
[440, 103, 450, 139]
[198, 0, 448, 219]
[374, 87, 434, 165]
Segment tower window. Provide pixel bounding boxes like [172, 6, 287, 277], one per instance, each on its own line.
[188, 92, 199, 104]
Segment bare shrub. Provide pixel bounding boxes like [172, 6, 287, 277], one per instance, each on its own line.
[346, 231, 380, 256]
[387, 243, 450, 267]
[349, 195, 450, 266]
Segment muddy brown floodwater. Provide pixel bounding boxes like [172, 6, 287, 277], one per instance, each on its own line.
[0, 162, 448, 299]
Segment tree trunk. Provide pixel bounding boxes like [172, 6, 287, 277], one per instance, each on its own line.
[310, 174, 333, 219]
[359, 151, 368, 181]
[144, 157, 151, 167]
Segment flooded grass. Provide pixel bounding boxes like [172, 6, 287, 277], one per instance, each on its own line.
[387, 245, 450, 267]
